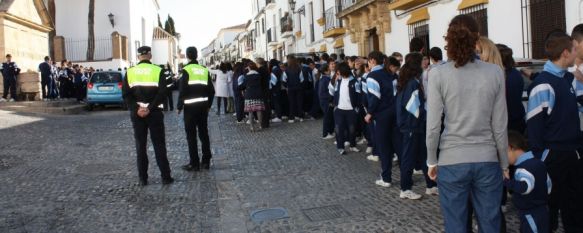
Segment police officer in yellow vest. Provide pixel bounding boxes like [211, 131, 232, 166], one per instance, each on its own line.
[122, 46, 173, 186]
[177, 47, 215, 171]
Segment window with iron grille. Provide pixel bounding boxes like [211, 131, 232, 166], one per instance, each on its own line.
[522, 0, 566, 59]
[408, 20, 429, 54]
[460, 4, 488, 37]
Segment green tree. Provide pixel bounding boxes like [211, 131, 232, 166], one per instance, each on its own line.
[164, 14, 177, 36]
[157, 14, 163, 28]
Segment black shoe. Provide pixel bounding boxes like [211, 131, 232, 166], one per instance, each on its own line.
[201, 162, 210, 170]
[162, 177, 174, 185]
[139, 179, 148, 186]
[181, 164, 200, 172]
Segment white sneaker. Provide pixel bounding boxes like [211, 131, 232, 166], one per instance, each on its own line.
[367, 155, 379, 162]
[393, 156, 398, 162]
[282, 116, 288, 120]
[501, 205, 508, 213]
[366, 147, 373, 154]
[375, 179, 391, 187]
[288, 119, 295, 123]
[236, 120, 245, 124]
[413, 169, 423, 175]
[246, 119, 252, 124]
[271, 118, 282, 123]
[349, 147, 360, 152]
[232, 113, 236, 116]
[425, 187, 439, 196]
[297, 117, 304, 122]
[344, 141, 350, 147]
[322, 134, 335, 140]
[334, 141, 337, 145]
[400, 190, 422, 200]
[8, 98, 15, 102]
[357, 138, 367, 145]
[338, 149, 346, 155]
[0, 98, 6, 102]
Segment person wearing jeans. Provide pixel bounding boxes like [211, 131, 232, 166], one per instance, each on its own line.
[426, 15, 509, 233]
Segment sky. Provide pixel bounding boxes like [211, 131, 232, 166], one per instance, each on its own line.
[158, 0, 252, 51]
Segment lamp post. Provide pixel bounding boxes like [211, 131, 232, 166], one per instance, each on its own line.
[108, 13, 115, 28]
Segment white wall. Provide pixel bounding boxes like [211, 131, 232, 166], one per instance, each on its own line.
[128, 0, 159, 64]
[487, 0, 523, 58]
[152, 39, 169, 65]
[566, 0, 583, 34]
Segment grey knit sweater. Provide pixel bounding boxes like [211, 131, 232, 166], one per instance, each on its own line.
[426, 60, 509, 169]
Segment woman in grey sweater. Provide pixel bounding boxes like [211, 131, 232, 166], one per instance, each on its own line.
[426, 15, 509, 233]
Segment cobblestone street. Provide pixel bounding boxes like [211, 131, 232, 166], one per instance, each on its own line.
[0, 106, 525, 233]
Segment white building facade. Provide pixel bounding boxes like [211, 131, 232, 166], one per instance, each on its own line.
[386, 0, 582, 60]
[53, 0, 160, 69]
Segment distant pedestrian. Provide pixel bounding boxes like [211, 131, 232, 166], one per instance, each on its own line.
[39, 56, 52, 100]
[240, 61, 266, 132]
[1, 54, 20, 102]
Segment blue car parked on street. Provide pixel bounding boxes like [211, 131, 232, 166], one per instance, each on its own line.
[86, 71, 126, 110]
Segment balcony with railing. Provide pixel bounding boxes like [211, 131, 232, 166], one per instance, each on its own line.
[338, 0, 383, 17]
[280, 14, 294, 38]
[341, 0, 357, 11]
[323, 7, 346, 38]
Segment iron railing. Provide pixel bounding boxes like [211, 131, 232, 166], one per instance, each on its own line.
[280, 15, 293, 34]
[341, 0, 357, 11]
[324, 6, 343, 32]
[64, 36, 112, 62]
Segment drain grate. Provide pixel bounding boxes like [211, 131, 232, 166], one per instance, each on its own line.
[302, 205, 350, 222]
[250, 207, 289, 223]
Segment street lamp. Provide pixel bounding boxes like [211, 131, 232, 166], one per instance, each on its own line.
[288, 0, 296, 12]
[108, 13, 115, 28]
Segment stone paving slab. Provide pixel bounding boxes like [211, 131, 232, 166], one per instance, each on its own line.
[0, 108, 559, 233]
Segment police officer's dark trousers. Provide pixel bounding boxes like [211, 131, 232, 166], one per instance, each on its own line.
[3, 76, 16, 99]
[184, 107, 212, 166]
[400, 131, 435, 191]
[131, 111, 171, 181]
[373, 110, 394, 182]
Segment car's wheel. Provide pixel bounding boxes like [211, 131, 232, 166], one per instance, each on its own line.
[86, 103, 94, 111]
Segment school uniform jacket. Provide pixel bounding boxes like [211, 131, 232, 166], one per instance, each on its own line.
[396, 78, 425, 133]
[504, 151, 552, 211]
[329, 77, 359, 111]
[527, 61, 582, 159]
[366, 66, 396, 117]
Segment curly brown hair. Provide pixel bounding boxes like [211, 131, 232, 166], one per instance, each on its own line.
[446, 15, 480, 68]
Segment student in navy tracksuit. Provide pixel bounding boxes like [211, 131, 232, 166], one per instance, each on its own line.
[385, 57, 403, 163]
[396, 53, 437, 199]
[269, 59, 284, 123]
[526, 31, 583, 232]
[361, 65, 380, 161]
[331, 62, 360, 155]
[318, 63, 334, 139]
[283, 55, 305, 123]
[498, 44, 526, 134]
[365, 51, 396, 187]
[505, 131, 551, 233]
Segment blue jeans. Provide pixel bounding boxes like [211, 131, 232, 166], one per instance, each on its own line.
[438, 162, 503, 233]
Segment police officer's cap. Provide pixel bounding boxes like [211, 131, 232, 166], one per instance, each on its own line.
[137, 46, 151, 55]
[186, 47, 198, 59]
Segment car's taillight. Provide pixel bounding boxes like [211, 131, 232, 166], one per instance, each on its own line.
[118, 82, 123, 89]
[88, 83, 94, 89]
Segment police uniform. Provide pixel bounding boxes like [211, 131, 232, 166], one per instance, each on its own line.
[1, 56, 20, 100]
[122, 46, 173, 186]
[177, 47, 215, 171]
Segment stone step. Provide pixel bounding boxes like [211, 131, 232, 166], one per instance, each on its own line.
[0, 100, 86, 115]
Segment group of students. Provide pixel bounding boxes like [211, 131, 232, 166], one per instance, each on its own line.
[222, 15, 583, 233]
[38, 57, 95, 102]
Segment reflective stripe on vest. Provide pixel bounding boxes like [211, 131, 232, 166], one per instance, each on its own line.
[184, 97, 208, 104]
[127, 63, 162, 88]
[184, 64, 209, 86]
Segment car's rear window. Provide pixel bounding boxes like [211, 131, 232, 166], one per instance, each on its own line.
[90, 72, 122, 83]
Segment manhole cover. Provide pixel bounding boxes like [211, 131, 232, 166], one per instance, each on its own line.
[76, 163, 122, 176]
[250, 207, 289, 223]
[302, 205, 350, 222]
